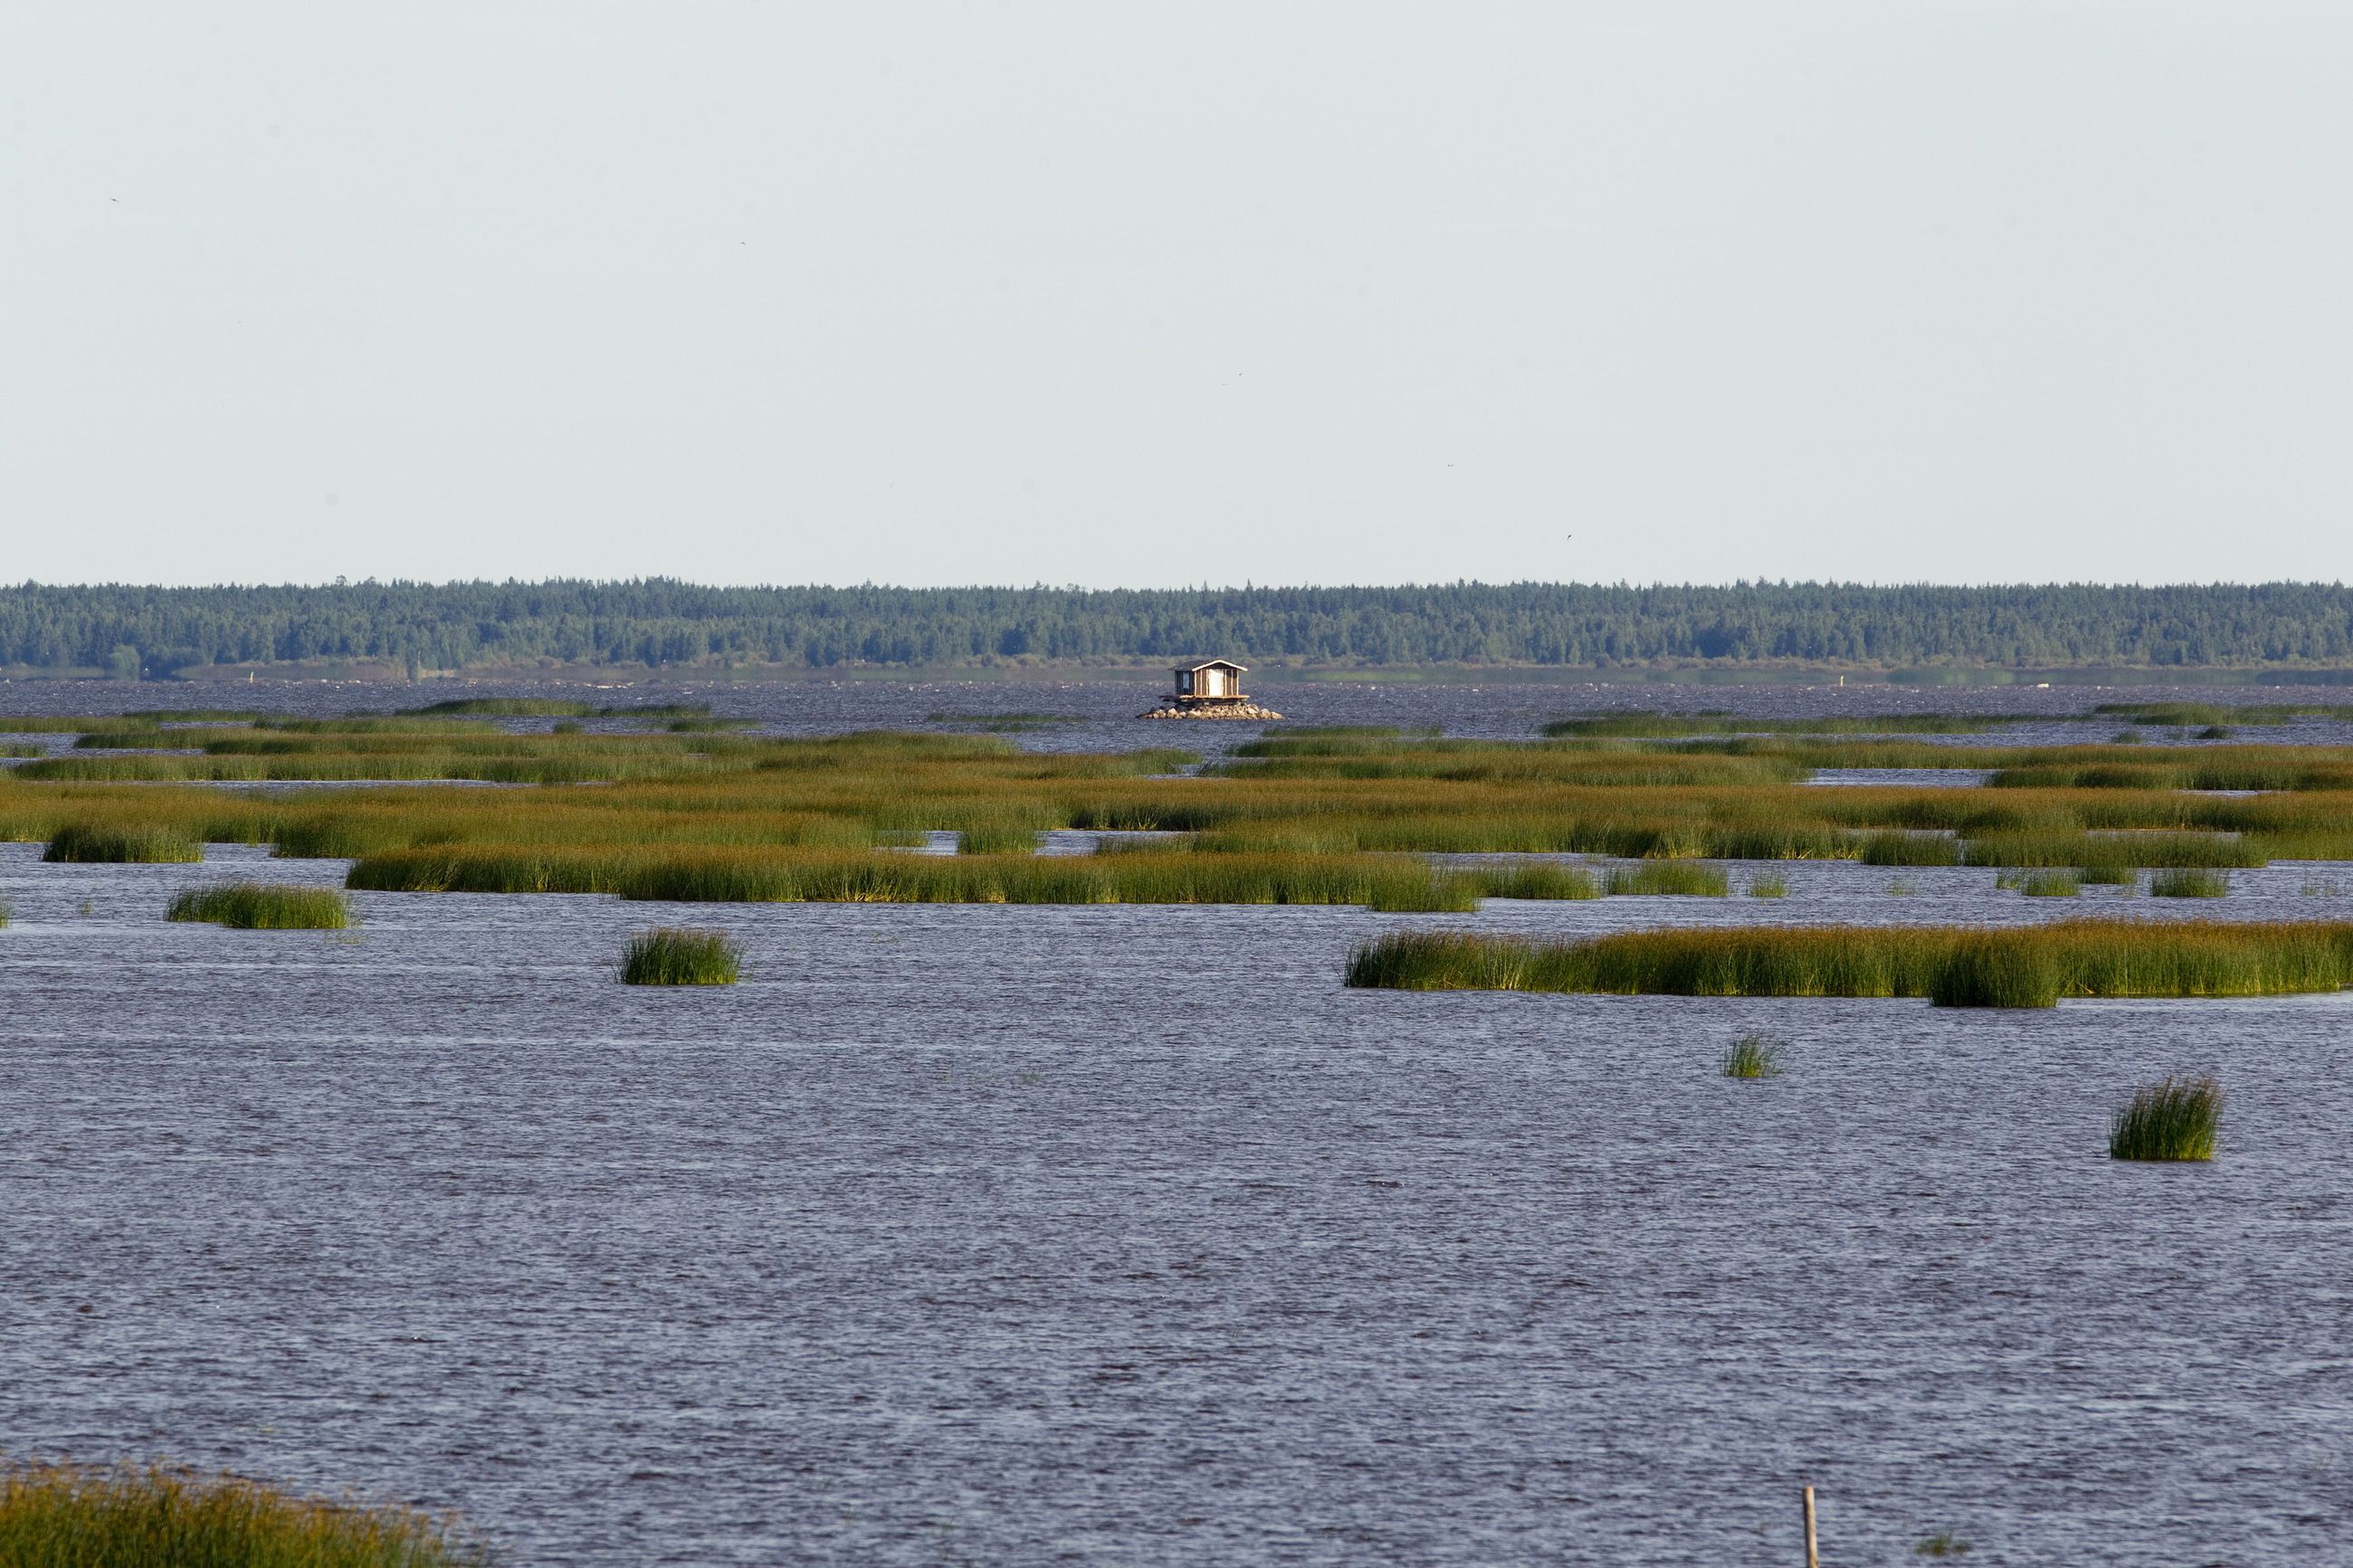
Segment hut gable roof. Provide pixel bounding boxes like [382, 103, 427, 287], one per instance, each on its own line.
[1176, 658, 1248, 674]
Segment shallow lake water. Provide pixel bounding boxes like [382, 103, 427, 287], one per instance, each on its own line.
[4, 681, 2352, 1565]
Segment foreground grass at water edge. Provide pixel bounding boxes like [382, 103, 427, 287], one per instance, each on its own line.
[2109, 1075, 2223, 1161]
[167, 882, 352, 929]
[0, 1461, 485, 1568]
[1346, 920, 2353, 1008]
[621, 927, 744, 984]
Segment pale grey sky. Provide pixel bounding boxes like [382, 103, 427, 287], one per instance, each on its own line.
[4, 2, 2348, 588]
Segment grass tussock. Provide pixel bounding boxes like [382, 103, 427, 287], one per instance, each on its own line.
[2108, 1075, 2223, 1161]
[168, 882, 352, 928]
[1604, 861, 1730, 897]
[1721, 1032, 1783, 1078]
[0, 1460, 484, 1568]
[2150, 868, 2230, 898]
[1468, 862, 1599, 900]
[43, 822, 204, 863]
[621, 927, 743, 984]
[1996, 869, 2082, 898]
[1745, 871, 1789, 898]
[1855, 832, 1962, 867]
[1347, 920, 2353, 1009]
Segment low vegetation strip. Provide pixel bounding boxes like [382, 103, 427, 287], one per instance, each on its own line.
[167, 882, 352, 928]
[0, 1460, 485, 1568]
[12, 727, 2353, 887]
[1345, 920, 2353, 1008]
[43, 822, 204, 863]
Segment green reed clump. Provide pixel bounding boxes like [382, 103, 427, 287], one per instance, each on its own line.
[957, 822, 1041, 855]
[168, 882, 352, 929]
[2079, 863, 2138, 886]
[1348, 919, 2353, 1008]
[1721, 1032, 1782, 1078]
[1746, 872, 1788, 898]
[621, 927, 743, 985]
[1996, 869, 2081, 898]
[2108, 1074, 2223, 1161]
[1964, 830, 2259, 870]
[1855, 832, 1963, 867]
[1604, 861, 1730, 896]
[2150, 868, 2230, 898]
[1928, 931, 2063, 1006]
[0, 1460, 485, 1568]
[43, 822, 204, 863]
[1468, 862, 1599, 899]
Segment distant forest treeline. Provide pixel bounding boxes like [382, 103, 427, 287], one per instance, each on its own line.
[5, 581, 2352, 675]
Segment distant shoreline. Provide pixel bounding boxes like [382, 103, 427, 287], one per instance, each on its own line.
[12, 660, 2353, 689]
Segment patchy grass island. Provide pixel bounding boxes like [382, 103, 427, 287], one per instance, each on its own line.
[1346, 921, 2353, 1009]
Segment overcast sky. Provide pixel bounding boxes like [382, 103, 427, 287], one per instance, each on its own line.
[4, 2, 2348, 589]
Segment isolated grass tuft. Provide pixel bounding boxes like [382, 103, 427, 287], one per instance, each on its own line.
[168, 882, 351, 929]
[1915, 1531, 1972, 1558]
[2150, 868, 2229, 898]
[621, 927, 743, 985]
[0, 1459, 485, 1567]
[43, 822, 204, 863]
[1604, 861, 1730, 897]
[2108, 1074, 2222, 1161]
[1745, 872, 1789, 898]
[1720, 1032, 1782, 1078]
[2009, 869, 2082, 898]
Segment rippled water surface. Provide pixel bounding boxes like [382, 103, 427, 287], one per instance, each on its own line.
[5, 681, 2351, 1565]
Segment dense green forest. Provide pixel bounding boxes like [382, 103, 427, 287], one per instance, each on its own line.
[3, 581, 2350, 676]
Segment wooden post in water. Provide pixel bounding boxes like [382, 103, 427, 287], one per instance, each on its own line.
[1802, 1485, 1820, 1568]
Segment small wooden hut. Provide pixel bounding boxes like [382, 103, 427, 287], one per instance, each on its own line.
[1138, 659, 1282, 720]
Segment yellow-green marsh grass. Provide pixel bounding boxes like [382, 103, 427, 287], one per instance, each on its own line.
[2109, 1074, 2223, 1161]
[1347, 920, 2353, 1009]
[1996, 869, 2082, 898]
[1720, 1032, 1783, 1077]
[621, 926, 743, 984]
[9, 727, 2353, 908]
[2150, 868, 2230, 898]
[1604, 861, 1730, 897]
[0, 1459, 484, 1568]
[168, 882, 352, 928]
[43, 822, 205, 863]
